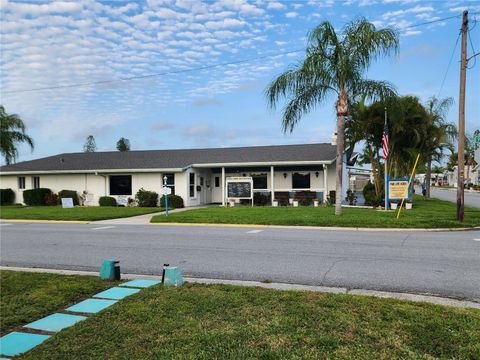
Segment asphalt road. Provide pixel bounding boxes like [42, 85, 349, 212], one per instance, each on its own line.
[419, 186, 480, 208]
[1, 222, 479, 301]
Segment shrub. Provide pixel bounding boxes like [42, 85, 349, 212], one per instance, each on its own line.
[277, 198, 289, 206]
[253, 192, 270, 206]
[135, 188, 158, 207]
[58, 190, 79, 206]
[45, 193, 59, 206]
[99, 196, 117, 207]
[160, 194, 184, 209]
[297, 197, 312, 206]
[23, 188, 52, 206]
[0, 188, 15, 205]
[345, 189, 357, 206]
[327, 190, 336, 205]
[363, 181, 384, 207]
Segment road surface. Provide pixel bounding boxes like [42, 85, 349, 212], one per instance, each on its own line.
[1, 222, 479, 301]
[425, 186, 480, 208]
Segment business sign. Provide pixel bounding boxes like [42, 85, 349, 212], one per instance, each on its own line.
[161, 186, 172, 195]
[61, 198, 74, 208]
[117, 195, 128, 206]
[226, 177, 253, 199]
[388, 178, 410, 200]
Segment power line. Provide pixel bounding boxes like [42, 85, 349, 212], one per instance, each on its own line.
[437, 31, 461, 98]
[1, 13, 465, 95]
[2, 49, 304, 94]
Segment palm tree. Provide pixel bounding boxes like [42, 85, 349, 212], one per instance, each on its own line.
[0, 105, 34, 165]
[422, 97, 455, 197]
[266, 19, 398, 215]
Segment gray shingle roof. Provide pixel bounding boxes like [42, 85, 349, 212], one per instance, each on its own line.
[0, 143, 336, 173]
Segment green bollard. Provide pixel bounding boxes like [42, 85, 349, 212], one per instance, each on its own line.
[100, 259, 120, 281]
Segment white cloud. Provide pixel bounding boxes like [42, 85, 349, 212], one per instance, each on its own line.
[267, 1, 286, 10]
[285, 11, 299, 18]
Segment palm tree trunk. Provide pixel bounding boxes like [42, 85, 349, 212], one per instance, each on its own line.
[335, 114, 345, 215]
[426, 157, 432, 198]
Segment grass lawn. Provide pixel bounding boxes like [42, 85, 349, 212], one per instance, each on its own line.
[18, 282, 480, 359]
[0, 270, 117, 335]
[151, 196, 480, 228]
[0, 205, 163, 221]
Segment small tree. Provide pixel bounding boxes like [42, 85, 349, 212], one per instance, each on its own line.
[116, 137, 130, 152]
[83, 135, 96, 152]
[0, 105, 34, 165]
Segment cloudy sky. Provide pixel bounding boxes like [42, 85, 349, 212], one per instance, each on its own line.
[1, 0, 479, 163]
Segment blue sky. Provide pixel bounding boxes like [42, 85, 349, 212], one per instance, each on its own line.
[1, 0, 479, 163]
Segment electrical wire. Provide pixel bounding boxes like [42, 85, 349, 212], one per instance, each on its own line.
[437, 31, 461, 98]
[467, 18, 478, 69]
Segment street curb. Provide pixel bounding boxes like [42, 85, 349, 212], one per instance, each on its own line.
[0, 219, 90, 224]
[2, 266, 479, 310]
[150, 222, 480, 232]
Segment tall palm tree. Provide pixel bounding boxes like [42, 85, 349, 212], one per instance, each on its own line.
[422, 96, 455, 197]
[0, 105, 34, 165]
[266, 19, 398, 215]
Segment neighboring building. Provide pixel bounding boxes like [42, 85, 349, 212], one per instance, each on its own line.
[0, 143, 344, 206]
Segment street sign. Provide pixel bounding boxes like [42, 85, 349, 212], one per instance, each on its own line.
[161, 187, 172, 195]
[388, 178, 410, 200]
[61, 198, 74, 208]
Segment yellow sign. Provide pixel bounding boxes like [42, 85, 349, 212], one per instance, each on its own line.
[389, 180, 409, 199]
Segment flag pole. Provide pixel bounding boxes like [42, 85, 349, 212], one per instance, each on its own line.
[384, 107, 388, 210]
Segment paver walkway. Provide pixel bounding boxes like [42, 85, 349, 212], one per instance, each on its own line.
[92, 206, 208, 225]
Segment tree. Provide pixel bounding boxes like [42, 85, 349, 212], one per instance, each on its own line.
[0, 105, 34, 165]
[422, 96, 455, 197]
[116, 137, 130, 152]
[265, 19, 398, 215]
[83, 135, 96, 152]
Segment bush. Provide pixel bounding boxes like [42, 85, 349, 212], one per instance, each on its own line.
[0, 188, 15, 205]
[23, 188, 52, 206]
[99, 196, 117, 207]
[58, 190, 79, 206]
[345, 189, 357, 206]
[135, 188, 158, 207]
[327, 190, 336, 205]
[297, 197, 312, 206]
[160, 194, 184, 209]
[254, 192, 270, 206]
[363, 181, 384, 207]
[45, 193, 59, 206]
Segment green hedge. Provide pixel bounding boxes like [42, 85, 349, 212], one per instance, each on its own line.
[23, 188, 52, 206]
[160, 194, 184, 209]
[0, 188, 15, 205]
[99, 196, 117, 207]
[135, 188, 158, 207]
[58, 190, 79, 206]
[363, 181, 383, 207]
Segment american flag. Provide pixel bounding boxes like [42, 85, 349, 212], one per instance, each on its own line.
[382, 120, 389, 160]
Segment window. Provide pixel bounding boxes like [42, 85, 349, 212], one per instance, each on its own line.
[215, 176, 220, 187]
[292, 173, 310, 189]
[18, 177, 26, 189]
[189, 173, 195, 198]
[253, 175, 267, 189]
[32, 176, 40, 189]
[109, 175, 132, 195]
[164, 173, 175, 195]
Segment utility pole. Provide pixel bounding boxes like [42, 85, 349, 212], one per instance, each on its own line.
[456, 10, 468, 222]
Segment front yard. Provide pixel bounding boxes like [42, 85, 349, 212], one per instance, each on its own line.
[0, 205, 162, 221]
[151, 196, 480, 228]
[0, 273, 474, 359]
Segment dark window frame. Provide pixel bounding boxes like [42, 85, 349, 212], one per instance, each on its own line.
[18, 176, 26, 189]
[189, 173, 195, 198]
[253, 174, 268, 189]
[292, 172, 311, 189]
[109, 175, 132, 196]
[215, 176, 220, 187]
[32, 176, 40, 189]
[164, 173, 175, 195]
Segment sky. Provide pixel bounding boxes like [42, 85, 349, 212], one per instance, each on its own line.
[1, 0, 479, 164]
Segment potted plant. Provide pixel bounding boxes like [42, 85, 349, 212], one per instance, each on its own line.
[289, 198, 293, 205]
[228, 198, 235, 207]
[313, 198, 320, 207]
[292, 198, 299, 207]
[390, 201, 398, 210]
[405, 199, 413, 210]
[272, 199, 278, 207]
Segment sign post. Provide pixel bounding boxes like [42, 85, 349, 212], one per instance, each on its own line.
[163, 176, 169, 217]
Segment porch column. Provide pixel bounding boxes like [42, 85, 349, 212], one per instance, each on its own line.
[270, 166, 275, 204]
[221, 167, 225, 206]
[324, 164, 328, 192]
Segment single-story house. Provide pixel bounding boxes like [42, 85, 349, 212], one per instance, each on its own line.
[0, 143, 347, 206]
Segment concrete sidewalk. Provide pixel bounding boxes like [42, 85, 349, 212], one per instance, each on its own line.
[91, 206, 206, 225]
